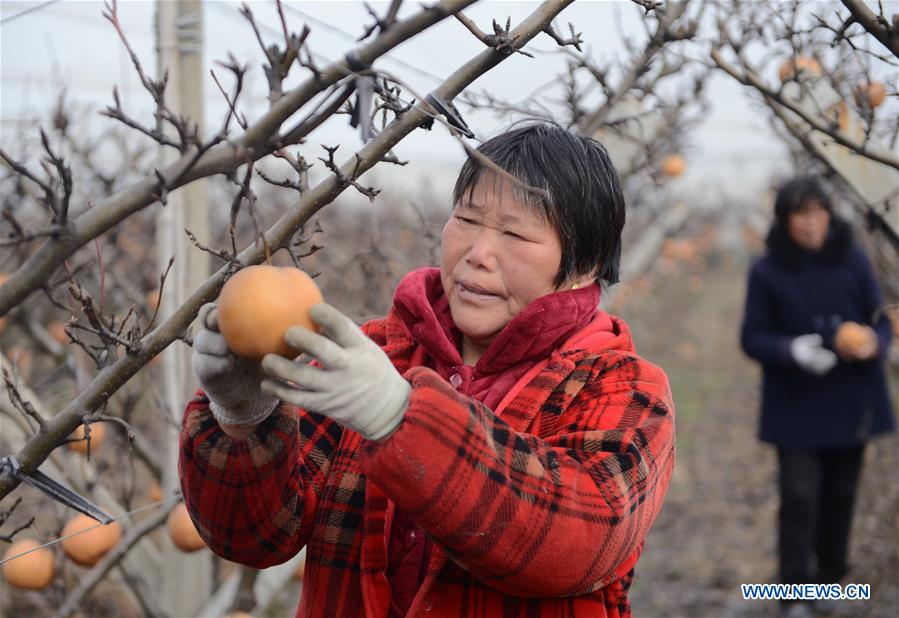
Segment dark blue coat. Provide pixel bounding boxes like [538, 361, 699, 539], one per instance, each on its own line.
[740, 218, 896, 448]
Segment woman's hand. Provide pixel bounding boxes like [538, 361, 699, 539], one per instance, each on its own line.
[790, 334, 838, 376]
[260, 303, 410, 442]
[191, 302, 279, 438]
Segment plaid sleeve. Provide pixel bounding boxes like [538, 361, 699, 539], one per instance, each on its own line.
[360, 354, 675, 597]
[178, 392, 342, 567]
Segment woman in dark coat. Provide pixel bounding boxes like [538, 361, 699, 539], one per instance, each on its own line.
[740, 176, 896, 617]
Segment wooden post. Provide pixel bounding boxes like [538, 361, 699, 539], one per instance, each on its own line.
[155, 1, 211, 615]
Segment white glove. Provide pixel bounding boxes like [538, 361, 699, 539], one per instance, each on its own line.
[191, 303, 279, 428]
[790, 334, 838, 377]
[260, 303, 410, 441]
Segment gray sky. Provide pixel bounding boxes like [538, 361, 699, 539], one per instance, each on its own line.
[1, 0, 795, 202]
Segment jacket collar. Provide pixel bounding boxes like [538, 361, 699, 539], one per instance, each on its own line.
[390, 267, 601, 375]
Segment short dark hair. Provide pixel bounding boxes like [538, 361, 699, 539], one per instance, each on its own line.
[774, 176, 833, 225]
[452, 121, 626, 287]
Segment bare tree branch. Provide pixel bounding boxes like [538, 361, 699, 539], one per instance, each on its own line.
[630, 0, 664, 12]
[581, 0, 697, 134]
[359, 0, 404, 41]
[543, 21, 583, 51]
[0, 0, 479, 317]
[2, 367, 48, 431]
[710, 48, 899, 171]
[0, 0, 578, 502]
[454, 13, 534, 57]
[0, 497, 35, 543]
[841, 0, 899, 58]
[766, 92, 899, 250]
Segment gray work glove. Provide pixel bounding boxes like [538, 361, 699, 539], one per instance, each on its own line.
[191, 303, 279, 428]
[790, 333, 838, 377]
[260, 303, 410, 442]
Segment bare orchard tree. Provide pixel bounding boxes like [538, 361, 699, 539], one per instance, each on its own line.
[707, 0, 898, 309]
[2, 1, 684, 615]
[709, 1, 898, 246]
[0, 0, 583, 500]
[464, 0, 708, 188]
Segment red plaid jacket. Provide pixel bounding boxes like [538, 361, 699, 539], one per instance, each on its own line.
[180, 273, 675, 617]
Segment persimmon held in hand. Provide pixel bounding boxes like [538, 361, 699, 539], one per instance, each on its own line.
[834, 321, 877, 360]
[217, 265, 323, 361]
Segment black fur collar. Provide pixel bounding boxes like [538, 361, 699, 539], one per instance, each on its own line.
[765, 215, 853, 268]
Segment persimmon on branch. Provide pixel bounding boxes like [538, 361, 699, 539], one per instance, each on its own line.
[708, 0, 898, 251]
[709, 49, 899, 172]
[0, 0, 478, 317]
[0, 0, 579, 501]
[1, 349, 167, 613]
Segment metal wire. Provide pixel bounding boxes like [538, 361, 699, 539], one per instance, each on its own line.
[0, 0, 62, 25]
[0, 494, 182, 565]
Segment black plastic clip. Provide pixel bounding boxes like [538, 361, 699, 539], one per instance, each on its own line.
[0, 455, 113, 524]
[425, 92, 475, 139]
[344, 51, 380, 142]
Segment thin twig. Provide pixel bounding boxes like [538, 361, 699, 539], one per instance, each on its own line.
[2, 367, 48, 431]
[0, 498, 35, 543]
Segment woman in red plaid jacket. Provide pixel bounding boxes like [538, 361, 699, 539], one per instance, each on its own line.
[181, 122, 676, 617]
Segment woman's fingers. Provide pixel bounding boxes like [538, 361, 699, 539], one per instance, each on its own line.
[260, 379, 325, 410]
[198, 303, 219, 332]
[284, 326, 347, 369]
[191, 350, 233, 380]
[206, 307, 220, 333]
[261, 354, 332, 391]
[309, 304, 364, 350]
[194, 329, 230, 356]
[260, 379, 298, 404]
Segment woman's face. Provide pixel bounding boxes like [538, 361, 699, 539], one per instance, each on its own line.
[787, 200, 830, 251]
[441, 174, 566, 351]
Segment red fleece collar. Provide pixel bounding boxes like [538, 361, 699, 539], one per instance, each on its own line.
[391, 267, 602, 375]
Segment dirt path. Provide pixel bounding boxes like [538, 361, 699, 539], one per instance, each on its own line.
[623, 245, 899, 618]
